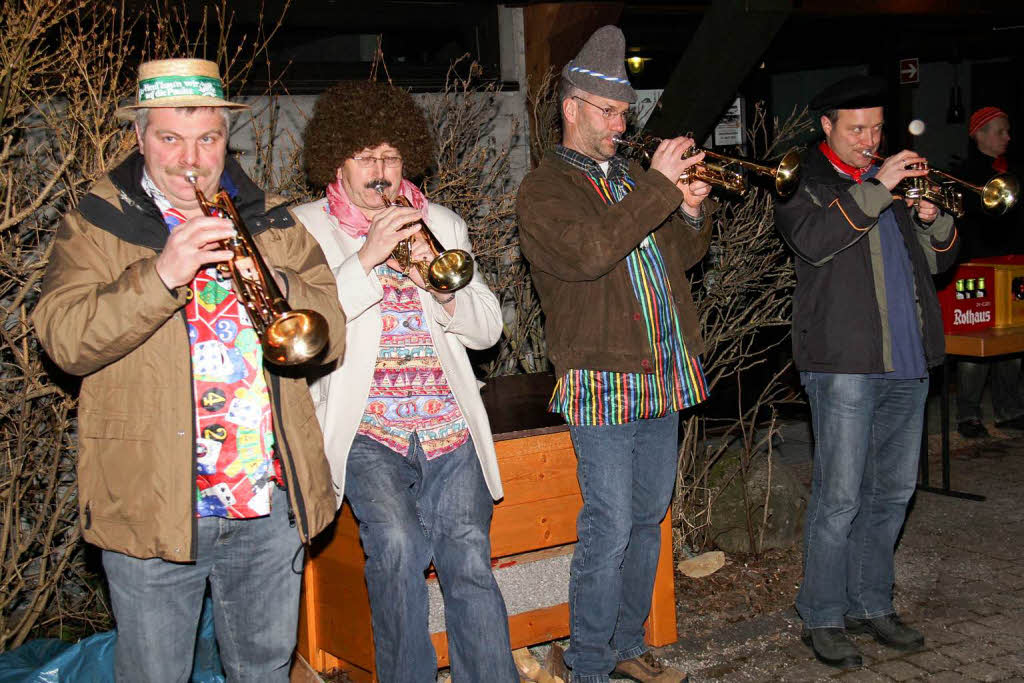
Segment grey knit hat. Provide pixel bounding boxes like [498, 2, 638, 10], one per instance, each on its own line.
[562, 25, 637, 104]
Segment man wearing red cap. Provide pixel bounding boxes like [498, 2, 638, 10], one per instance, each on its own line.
[955, 107, 1024, 438]
[775, 75, 959, 671]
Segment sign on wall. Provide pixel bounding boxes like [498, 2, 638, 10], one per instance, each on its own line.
[899, 58, 920, 85]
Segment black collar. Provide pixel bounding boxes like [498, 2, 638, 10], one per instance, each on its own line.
[78, 152, 293, 251]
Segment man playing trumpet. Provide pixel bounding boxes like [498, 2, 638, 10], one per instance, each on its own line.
[774, 75, 959, 670]
[517, 25, 712, 683]
[295, 81, 518, 683]
[32, 58, 347, 681]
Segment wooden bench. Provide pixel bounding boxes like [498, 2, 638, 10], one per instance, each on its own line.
[297, 373, 678, 680]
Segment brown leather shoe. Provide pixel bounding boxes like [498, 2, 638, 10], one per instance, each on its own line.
[613, 651, 688, 683]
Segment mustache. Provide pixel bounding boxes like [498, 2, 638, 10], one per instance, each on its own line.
[365, 179, 391, 190]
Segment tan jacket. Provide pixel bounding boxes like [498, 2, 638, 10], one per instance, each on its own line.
[32, 153, 346, 562]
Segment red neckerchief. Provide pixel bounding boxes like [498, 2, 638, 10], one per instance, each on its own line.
[819, 141, 874, 184]
[993, 155, 1009, 174]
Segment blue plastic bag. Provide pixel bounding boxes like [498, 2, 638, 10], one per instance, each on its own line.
[0, 596, 224, 682]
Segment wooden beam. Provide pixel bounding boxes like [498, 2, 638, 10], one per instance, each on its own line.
[643, 0, 792, 142]
[523, 2, 625, 102]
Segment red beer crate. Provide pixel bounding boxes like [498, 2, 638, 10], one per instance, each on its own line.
[966, 256, 1024, 329]
[938, 264, 995, 334]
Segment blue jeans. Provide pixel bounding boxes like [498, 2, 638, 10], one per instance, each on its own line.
[344, 434, 518, 683]
[102, 485, 303, 683]
[797, 372, 928, 629]
[565, 412, 679, 683]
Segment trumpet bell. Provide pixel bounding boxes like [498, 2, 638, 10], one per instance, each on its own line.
[263, 309, 330, 365]
[774, 149, 801, 198]
[427, 249, 474, 292]
[982, 174, 1020, 216]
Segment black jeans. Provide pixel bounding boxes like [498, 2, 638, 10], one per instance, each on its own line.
[956, 358, 1024, 423]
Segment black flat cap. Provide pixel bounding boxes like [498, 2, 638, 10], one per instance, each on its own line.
[810, 75, 888, 111]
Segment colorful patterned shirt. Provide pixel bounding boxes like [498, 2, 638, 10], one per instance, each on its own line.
[357, 264, 470, 458]
[144, 171, 278, 519]
[548, 146, 709, 425]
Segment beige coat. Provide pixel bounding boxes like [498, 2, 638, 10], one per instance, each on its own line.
[32, 155, 347, 562]
[292, 198, 504, 503]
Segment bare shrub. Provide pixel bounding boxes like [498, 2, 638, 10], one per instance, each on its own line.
[422, 59, 548, 376]
[674, 104, 814, 556]
[0, 0, 293, 650]
[0, 0, 139, 650]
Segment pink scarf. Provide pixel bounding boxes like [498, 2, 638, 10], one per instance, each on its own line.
[325, 178, 429, 238]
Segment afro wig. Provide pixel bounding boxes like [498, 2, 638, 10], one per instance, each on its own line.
[302, 81, 436, 187]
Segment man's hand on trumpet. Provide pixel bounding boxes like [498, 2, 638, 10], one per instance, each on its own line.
[357, 205, 423, 275]
[649, 136, 709, 218]
[155, 216, 235, 289]
[649, 136, 705, 185]
[907, 197, 940, 223]
[679, 177, 712, 218]
[874, 149, 929, 191]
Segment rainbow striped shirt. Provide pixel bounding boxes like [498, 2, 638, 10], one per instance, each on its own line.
[548, 146, 709, 425]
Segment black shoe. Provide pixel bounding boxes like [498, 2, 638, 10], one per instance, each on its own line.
[995, 415, 1024, 431]
[845, 613, 925, 651]
[957, 418, 990, 439]
[801, 627, 862, 670]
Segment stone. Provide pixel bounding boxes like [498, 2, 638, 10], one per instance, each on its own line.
[705, 448, 808, 554]
[957, 661, 1011, 682]
[873, 660, 927, 681]
[678, 551, 726, 578]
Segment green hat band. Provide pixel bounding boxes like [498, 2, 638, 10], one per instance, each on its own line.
[137, 75, 224, 102]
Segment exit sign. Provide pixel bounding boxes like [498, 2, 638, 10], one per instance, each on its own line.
[899, 58, 919, 85]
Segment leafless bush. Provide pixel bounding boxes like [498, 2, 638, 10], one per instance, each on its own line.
[526, 68, 561, 166]
[422, 59, 548, 376]
[674, 104, 814, 555]
[0, 0, 293, 650]
[0, 0, 139, 650]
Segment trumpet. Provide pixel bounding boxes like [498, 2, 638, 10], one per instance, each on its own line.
[860, 151, 1019, 218]
[185, 171, 329, 366]
[372, 181, 474, 292]
[613, 135, 801, 198]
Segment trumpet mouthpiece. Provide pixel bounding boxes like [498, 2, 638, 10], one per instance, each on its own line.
[184, 170, 200, 185]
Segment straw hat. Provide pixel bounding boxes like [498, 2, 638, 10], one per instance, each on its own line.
[114, 58, 249, 121]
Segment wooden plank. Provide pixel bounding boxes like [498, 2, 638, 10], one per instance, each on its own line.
[296, 563, 320, 672]
[645, 511, 678, 646]
[495, 432, 580, 505]
[490, 494, 582, 558]
[508, 604, 572, 647]
[430, 604, 573, 669]
[945, 327, 1024, 357]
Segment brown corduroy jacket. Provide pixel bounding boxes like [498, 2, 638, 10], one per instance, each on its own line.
[516, 153, 713, 378]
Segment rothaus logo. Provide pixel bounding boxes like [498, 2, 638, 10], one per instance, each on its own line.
[953, 309, 992, 326]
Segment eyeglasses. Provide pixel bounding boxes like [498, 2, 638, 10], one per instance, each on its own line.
[573, 96, 630, 121]
[351, 155, 403, 168]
